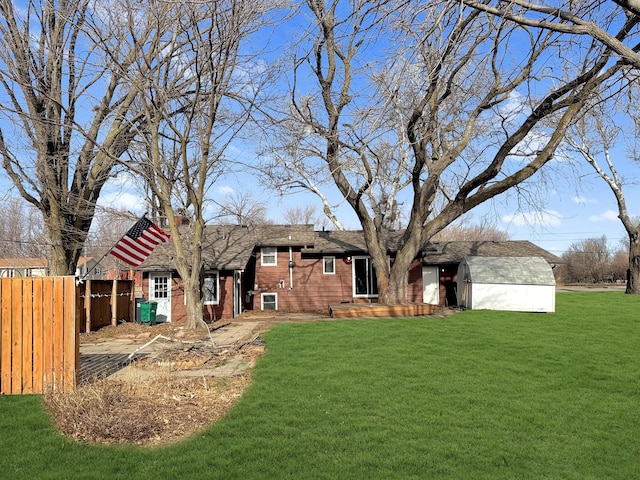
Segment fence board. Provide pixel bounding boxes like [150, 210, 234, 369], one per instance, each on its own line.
[0, 277, 77, 394]
[42, 278, 54, 390]
[11, 279, 22, 394]
[1, 279, 11, 394]
[22, 277, 33, 394]
[32, 278, 44, 393]
[53, 278, 65, 392]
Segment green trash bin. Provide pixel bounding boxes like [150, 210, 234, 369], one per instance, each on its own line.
[140, 302, 158, 325]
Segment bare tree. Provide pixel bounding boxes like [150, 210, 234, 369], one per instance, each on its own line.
[0, 0, 151, 274]
[122, 0, 277, 329]
[432, 218, 510, 242]
[283, 204, 318, 225]
[0, 197, 47, 258]
[264, 0, 627, 303]
[560, 236, 612, 284]
[214, 190, 269, 226]
[566, 102, 640, 294]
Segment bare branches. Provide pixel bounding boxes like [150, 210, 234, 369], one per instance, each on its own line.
[463, 0, 640, 68]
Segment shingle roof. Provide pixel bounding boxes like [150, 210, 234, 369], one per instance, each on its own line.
[138, 224, 315, 271]
[301, 230, 406, 254]
[422, 240, 563, 265]
[0, 258, 48, 268]
[461, 256, 556, 285]
[137, 225, 562, 271]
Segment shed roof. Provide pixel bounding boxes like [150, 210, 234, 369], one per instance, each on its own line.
[461, 256, 556, 286]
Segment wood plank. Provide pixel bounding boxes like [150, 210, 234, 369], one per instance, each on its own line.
[32, 278, 44, 393]
[63, 277, 77, 392]
[11, 279, 23, 394]
[0, 278, 11, 394]
[42, 277, 54, 391]
[53, 277, 65, 392]
[22, 278, 33, 394]
[328, 303, 433, 319]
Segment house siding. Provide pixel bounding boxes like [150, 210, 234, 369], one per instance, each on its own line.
[253, 249, 355, 311]
[142, 270, 237, 322]
[252, 250, 427, 311]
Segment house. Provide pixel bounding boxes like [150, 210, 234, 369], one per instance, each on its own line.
[457, 256, 556, 312]
[75, 257, 101, 280]
[135, 225, 562, 322]
[0, 258, 49, 277]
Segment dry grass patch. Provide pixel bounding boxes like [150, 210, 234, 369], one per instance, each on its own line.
[44, 371, 251, 446]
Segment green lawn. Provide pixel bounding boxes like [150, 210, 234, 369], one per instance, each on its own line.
[1, 291, 639, 479]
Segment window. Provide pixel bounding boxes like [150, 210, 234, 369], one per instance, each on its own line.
[261, 247, 277, 266]
[353, 256, 378, 297]
[323, 256, 335, 274]
[152, 275, 169, 299]
[204, 272, 219, 305]
[261, 293, 278, 310]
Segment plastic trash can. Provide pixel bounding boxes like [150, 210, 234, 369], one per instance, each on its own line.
[140, 302, 158, 325]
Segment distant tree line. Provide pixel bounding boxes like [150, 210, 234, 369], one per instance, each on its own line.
[557, 236, 628, 285]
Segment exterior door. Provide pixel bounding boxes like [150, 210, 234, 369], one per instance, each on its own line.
[149, 272, 172, 323]
[233, 270, 242, 318]
[422, 266, 439, 305]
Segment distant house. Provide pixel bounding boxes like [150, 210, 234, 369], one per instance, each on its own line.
[75, 257, 101, 280]
[0, 258, 49, 278]
[135, 225, 562, 322]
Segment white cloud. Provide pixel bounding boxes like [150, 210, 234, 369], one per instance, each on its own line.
[97, 191, 145, 212]
[217, 185, 234, 195]
[572, 195, 598, 205]
[502, 210, 562, 227]
[588, 210, 619, 222]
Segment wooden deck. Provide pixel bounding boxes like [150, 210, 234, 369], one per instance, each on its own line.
[328, 302, 433, 319]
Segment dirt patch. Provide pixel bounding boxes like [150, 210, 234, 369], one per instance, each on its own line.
[45, 321, 267, 446]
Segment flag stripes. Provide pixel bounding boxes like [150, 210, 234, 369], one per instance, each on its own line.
[110, 217, 170, 267]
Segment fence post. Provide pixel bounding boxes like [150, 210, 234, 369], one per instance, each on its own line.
[84, 279, 91, 333]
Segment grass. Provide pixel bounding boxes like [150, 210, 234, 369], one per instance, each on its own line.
[1, 291, 640, 479]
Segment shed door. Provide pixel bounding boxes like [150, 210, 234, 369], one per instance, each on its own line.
[422, 266, 439, 305]
[149, 272, 172, 323]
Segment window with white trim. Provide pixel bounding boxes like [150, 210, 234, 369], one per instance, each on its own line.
[261, 247, 277, 266]
[261, 293, 278, 310]
[353, 256, 378, 297]
[203, 272, 219, 305]
[323, 256, 335, 274]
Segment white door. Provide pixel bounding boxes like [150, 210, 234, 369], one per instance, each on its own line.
[149, 272, 172, 323]
[233, 270, 242, 317]
[422, 266, 439, 305]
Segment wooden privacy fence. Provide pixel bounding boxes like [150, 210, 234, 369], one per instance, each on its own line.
[77, 279, 134, 332]
[0, 276, 77, 395]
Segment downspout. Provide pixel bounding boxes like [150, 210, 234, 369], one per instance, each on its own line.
[289, 238, 293, 289]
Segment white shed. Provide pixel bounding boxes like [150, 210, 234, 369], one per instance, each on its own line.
[457, 256, 555, 313]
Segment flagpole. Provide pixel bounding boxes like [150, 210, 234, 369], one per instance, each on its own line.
[77, 214, 147, 283]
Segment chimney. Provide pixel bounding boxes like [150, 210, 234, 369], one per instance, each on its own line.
[174, 214, 190, 225]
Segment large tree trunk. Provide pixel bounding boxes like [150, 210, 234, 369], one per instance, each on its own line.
[626, 232, 640, 295]
[44, 213, 87, 276]
[183, 277, 207, 331]
[377, 227, 425, 304]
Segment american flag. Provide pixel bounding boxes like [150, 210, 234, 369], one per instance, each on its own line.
[109, 217, 171, 267]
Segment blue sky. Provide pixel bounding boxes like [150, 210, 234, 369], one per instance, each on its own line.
[95, 141, 638, 259]
[4, 0, 638, 258]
